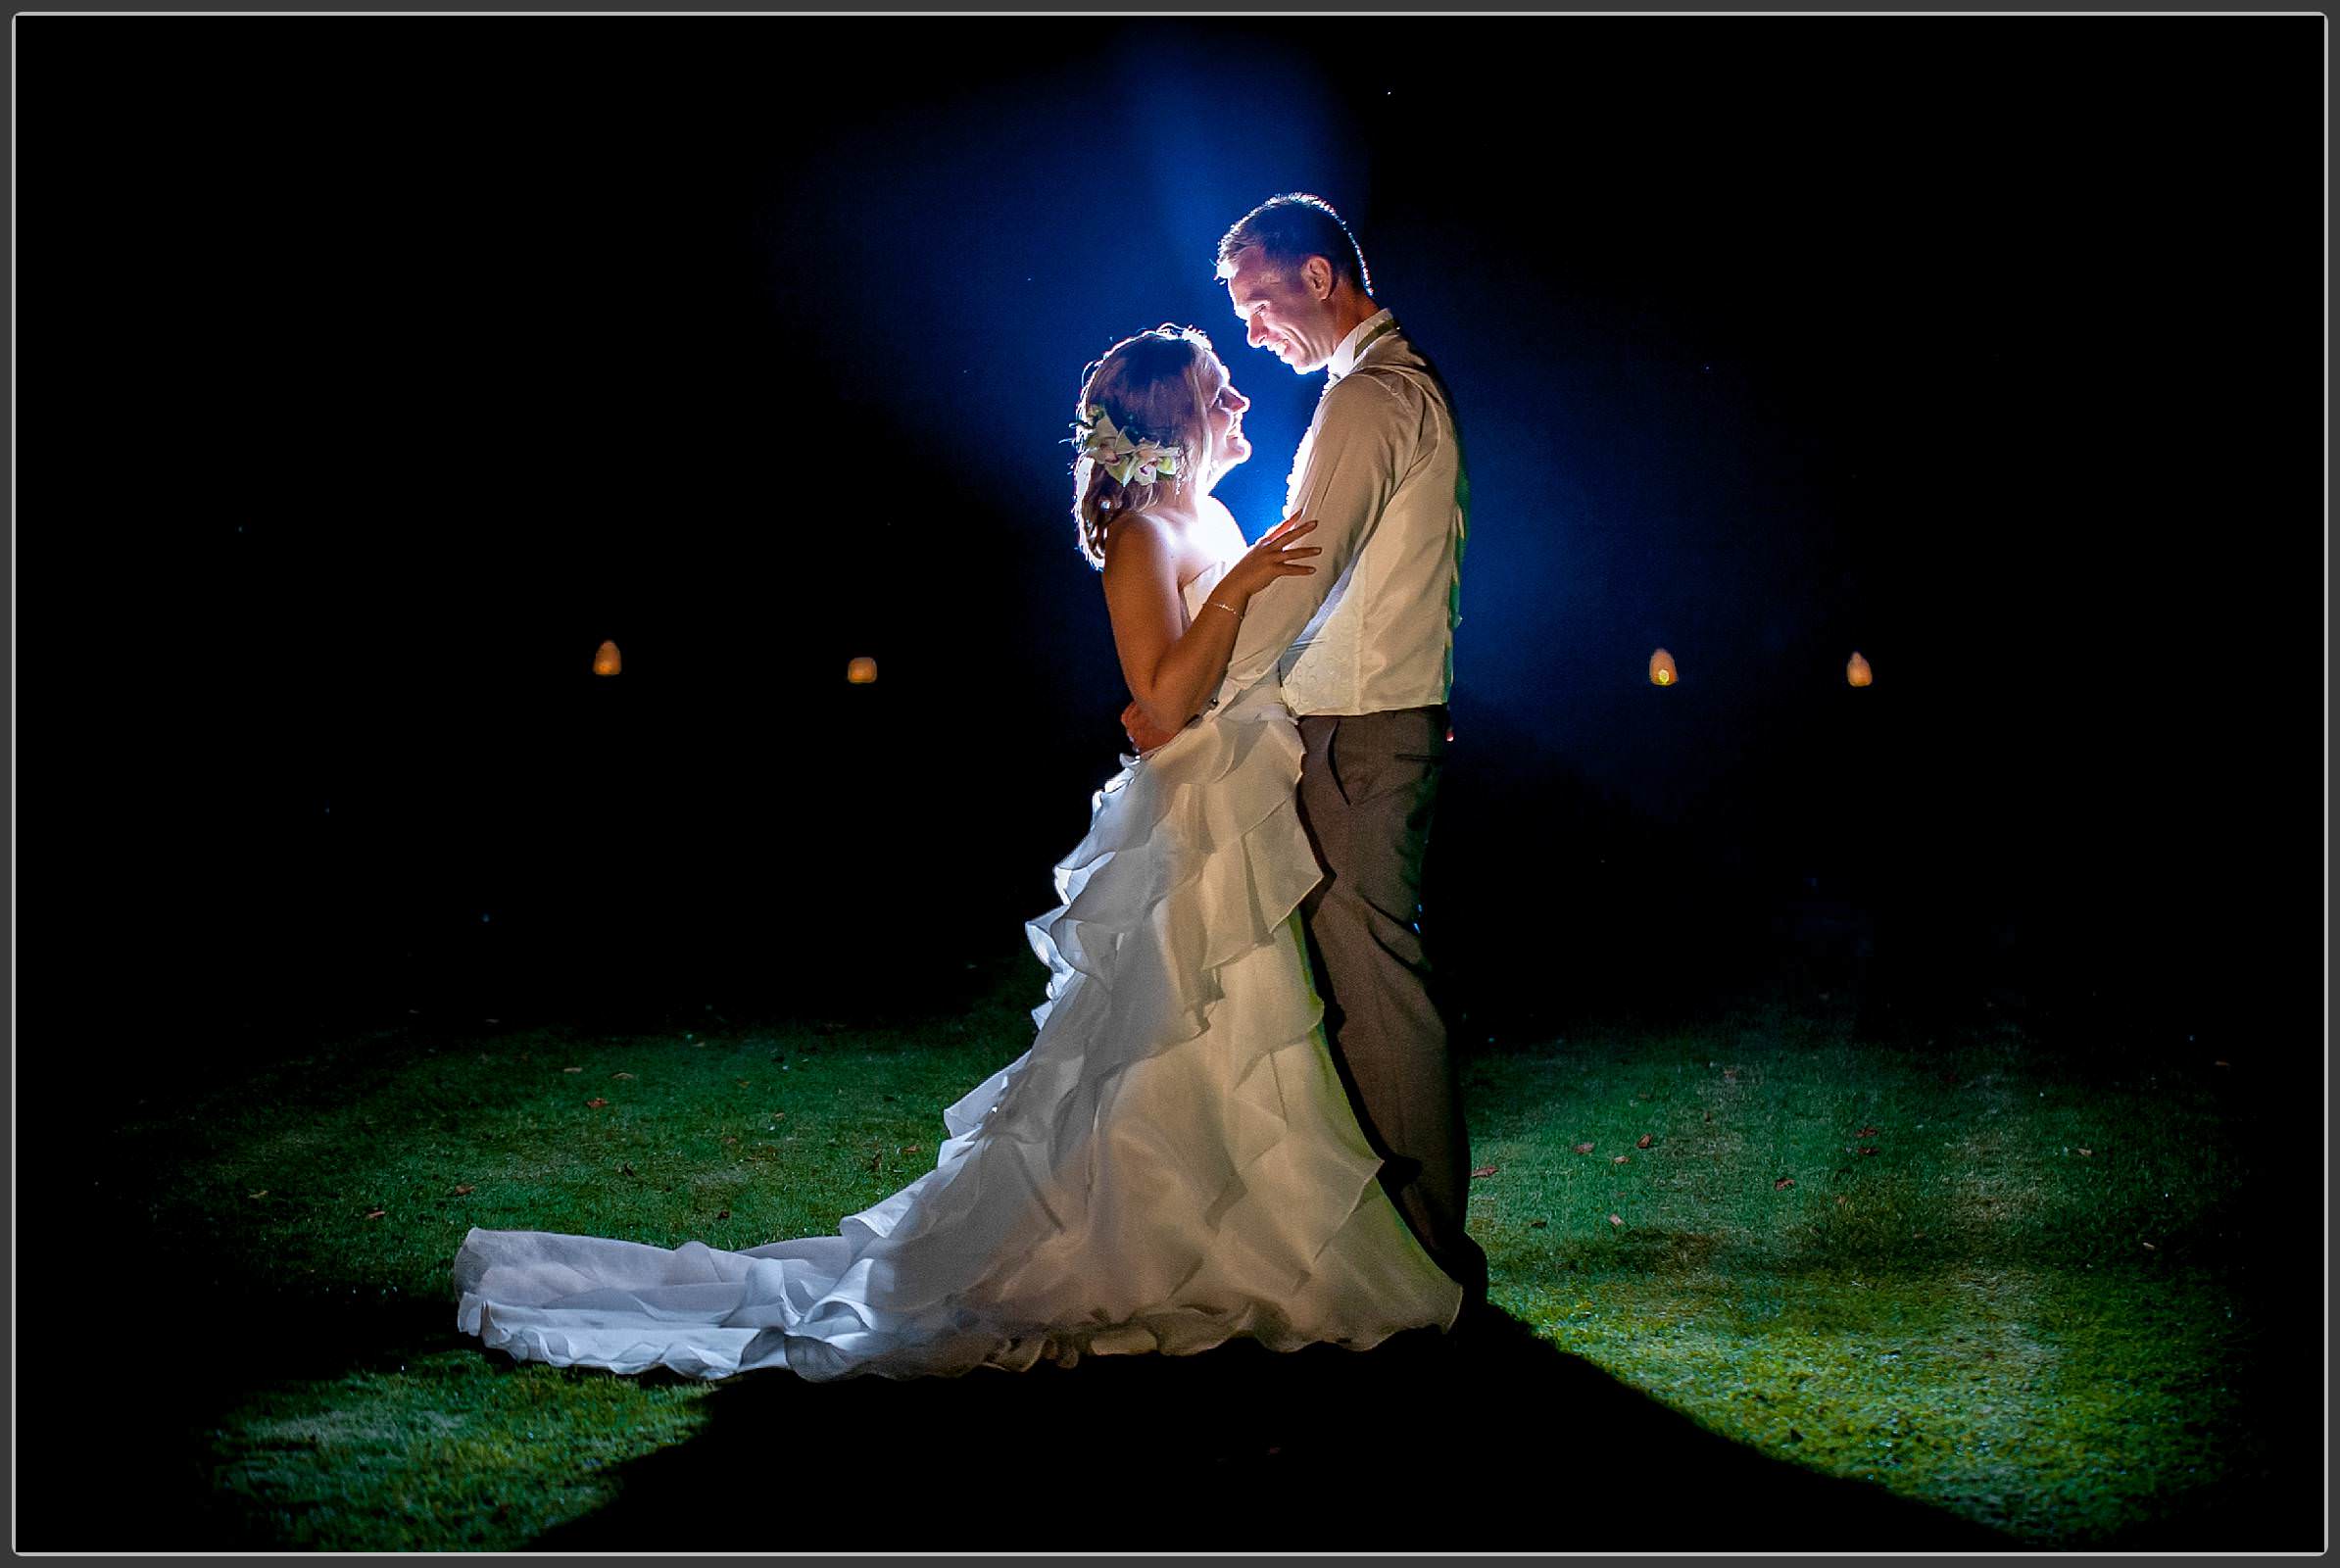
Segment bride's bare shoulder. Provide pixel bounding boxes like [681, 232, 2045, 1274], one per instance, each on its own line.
[1099, 511, 1194, 584]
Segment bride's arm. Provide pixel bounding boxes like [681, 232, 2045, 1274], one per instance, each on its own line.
[1101, 513, 1318, 735]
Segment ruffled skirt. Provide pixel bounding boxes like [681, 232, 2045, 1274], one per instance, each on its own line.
[453, 689, 1463, 1380]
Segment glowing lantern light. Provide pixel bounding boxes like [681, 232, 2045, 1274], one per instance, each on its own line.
[846, 657, 879, 685]
[1846, 651, 1874, 688]
[592, 640, 622, 676]
[1648, 648, 1678, 687]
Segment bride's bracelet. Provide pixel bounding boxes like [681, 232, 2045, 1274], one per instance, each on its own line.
[1204, 600, 1241, 618]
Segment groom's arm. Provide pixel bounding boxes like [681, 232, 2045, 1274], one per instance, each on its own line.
[1211, 374, 1412, 706]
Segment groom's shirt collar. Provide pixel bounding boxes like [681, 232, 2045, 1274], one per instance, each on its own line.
[1326, 307, 1397, 383]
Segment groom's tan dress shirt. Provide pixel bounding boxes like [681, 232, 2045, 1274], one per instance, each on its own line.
[1213, 309, 1469, 717]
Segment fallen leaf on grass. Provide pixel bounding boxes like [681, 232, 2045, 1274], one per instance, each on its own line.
[1857, 1146, 1878, 1156]
[736, 1079, 751, 1088]
[586, 1097, 609, 1108]
[247, 1190, 268, 1200]
[365, 1208, 386, 1220]
[1722, 1069, 1738, 1082]
[562, 1066, 583, 1074]
[1574, 1143, 1596, 1154]
[1857, 1126, 1880, 1138]
[1775, 1177, 1796, 1190]
[2142, 1241, 2158, 1250]
[1611, 1154, 1630, 1164]
[723, 1137, 739, 1146]
[611, 1072, 635, 1081]
[1470, 1164, 1499, 1178]
[2076, 1147, 2094, 1157]
[453, 1184, 474, 1196]
[1607, 1213, 1623, 1227]
[1635, 1134, 1653, 1149]
[900, 1144, 923, 1155]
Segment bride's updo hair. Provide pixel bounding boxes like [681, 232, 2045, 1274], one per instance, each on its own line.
[1069, 324, 1219, 570]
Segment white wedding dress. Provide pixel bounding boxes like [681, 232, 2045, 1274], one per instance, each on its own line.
[453, 561, 1463, 1381]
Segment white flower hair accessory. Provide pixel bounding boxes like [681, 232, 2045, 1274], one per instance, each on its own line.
[1072, 403, 1185, 488]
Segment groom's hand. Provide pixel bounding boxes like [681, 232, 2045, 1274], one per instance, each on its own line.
[1122, 701, 1183, 755]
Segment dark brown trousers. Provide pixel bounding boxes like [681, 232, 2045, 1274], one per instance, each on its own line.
[1295, 706, 1488, 1302]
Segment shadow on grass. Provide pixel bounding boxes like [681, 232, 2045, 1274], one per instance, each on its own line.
[15, 1290, 458, 1552]
[529, 1309, 2012, 1553]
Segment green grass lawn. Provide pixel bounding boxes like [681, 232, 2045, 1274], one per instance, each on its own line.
[1460, 1012, 2285, 1547]
[29, 969, 2310, 1552]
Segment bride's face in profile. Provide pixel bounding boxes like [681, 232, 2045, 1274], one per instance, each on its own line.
[1201, 356, 1253, 485]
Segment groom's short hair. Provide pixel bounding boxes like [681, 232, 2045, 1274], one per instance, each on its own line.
[1216, 193, 1373, 296]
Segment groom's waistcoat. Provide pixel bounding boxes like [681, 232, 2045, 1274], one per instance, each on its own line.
[1216, 314, 1469, 717]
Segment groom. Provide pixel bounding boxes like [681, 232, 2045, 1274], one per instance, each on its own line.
[1129, 192, 1487, 1312]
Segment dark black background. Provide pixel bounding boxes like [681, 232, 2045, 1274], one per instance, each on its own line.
[24, 17, 2321, 1068]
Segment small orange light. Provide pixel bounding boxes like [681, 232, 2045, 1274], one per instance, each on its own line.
[1648, 648, 1678, 687]
[1846, 651, 1873, 688]
[592, 640, 622, 677]
[846, 657, 879, 685]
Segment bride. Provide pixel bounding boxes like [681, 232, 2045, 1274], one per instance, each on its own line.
[453, 325, 1465, 1381]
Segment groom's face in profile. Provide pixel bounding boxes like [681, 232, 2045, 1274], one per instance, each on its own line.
[1221, 246, 1341, 374]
